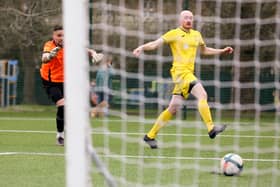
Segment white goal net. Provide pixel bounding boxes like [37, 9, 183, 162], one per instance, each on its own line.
[65, 0, 280, 186]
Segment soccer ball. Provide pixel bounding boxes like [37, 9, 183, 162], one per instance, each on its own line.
[220, 153, 243, 176]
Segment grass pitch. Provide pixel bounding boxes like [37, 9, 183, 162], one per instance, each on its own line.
[0, 105, 279, 187]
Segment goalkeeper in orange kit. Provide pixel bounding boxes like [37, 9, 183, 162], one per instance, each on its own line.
[133, 10, 233, 149]
[40, 25, 103, 146]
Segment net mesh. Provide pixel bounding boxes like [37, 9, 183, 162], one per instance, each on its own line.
[88, 0, 280, 186]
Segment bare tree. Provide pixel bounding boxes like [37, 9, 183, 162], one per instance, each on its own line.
[0, 0, 62, 104]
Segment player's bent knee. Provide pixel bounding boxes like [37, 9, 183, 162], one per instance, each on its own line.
[195, 90, 208, 101]
[167, 105, 179, 115]
[56, 98, 65, 106]
[201, 91, 208, 100]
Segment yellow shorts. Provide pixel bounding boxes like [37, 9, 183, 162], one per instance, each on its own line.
[170, 67, 197, 99]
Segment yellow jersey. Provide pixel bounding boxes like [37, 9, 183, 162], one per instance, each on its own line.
[162, 27, 205, 73]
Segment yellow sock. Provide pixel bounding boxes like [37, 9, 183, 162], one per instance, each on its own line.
[147, 109, 172, 139]
[198, 99, 214, 132]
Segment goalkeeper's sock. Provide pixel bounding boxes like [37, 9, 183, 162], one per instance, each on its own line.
[198, 99, 214, 132]
[57, 132, 64, 138]
[147, 109, 172, 139]
[56, 106, 64, 133]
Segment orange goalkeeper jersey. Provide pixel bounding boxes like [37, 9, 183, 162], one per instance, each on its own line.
[40, 40, 64, 83]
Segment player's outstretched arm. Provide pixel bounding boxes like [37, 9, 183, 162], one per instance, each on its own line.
[133, 38, 164, 57]
[200, 46, 234, 56]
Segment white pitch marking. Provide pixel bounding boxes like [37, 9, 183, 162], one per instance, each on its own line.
[0, 152, 64, 156]
[0, 117, 53, 121]
[0, 130, 55, 134]
[0, 152, 279, 162]
[0, 116, 277, 126]
[91, 131, 280, 139]
[0, 130, 279, 139]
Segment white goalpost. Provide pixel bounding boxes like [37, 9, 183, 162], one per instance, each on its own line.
[63, 0, 90, 186]
[63, 1, 116, 186]
[63, 0, 280, 186]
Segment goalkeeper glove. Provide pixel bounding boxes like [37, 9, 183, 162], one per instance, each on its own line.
[47, 47, 61, 61]
[91, 53, 104, 64]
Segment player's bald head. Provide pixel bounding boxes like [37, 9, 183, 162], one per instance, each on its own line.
[179, 10, 194, 30]
[180, 10, 193, 18]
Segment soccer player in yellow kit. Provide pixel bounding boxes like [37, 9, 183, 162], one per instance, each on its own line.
[133, 10, 233, 149]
